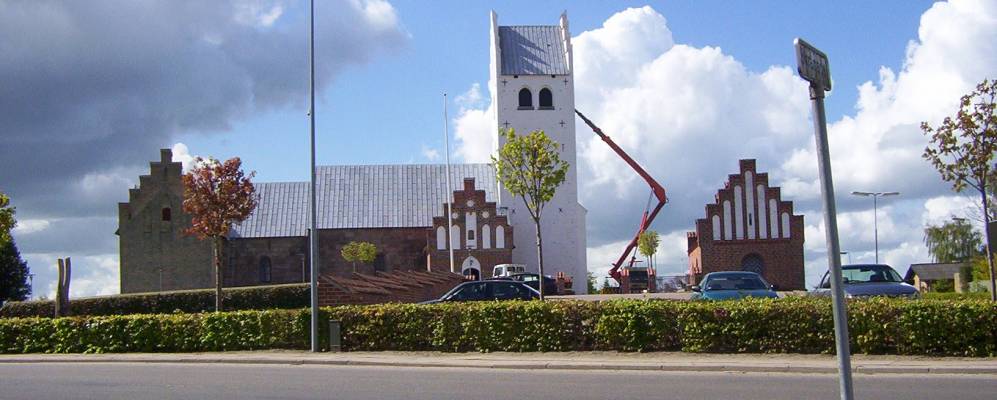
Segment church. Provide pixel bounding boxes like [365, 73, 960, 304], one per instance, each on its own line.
[117, 12, 589, 295]
[686, 160, 805, 290]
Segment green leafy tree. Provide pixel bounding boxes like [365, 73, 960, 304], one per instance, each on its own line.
[922, 79, 997, 300]
[0, 192, 15, 248]
[183, 157, 257, 312]
[923, 220, 982, 263]
[0, 240, 31, 302]
[637, 230, 660, 269]
[341, 241, 377, 273]
[492, 128, 569, 300]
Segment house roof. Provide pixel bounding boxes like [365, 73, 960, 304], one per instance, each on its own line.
[230, 163, 497, 238]
[498, 25, 570, 75]
[904, 262, 968, 281]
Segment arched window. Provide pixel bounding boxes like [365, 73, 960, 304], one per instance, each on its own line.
[496, 225, 505, 248]
[161, 207, 172, 222]
[259, 256, 272, 283]
[538, 88, 553, 109]
[518, 88, 533, 109]
[481, 224, 491, 249]
[451, 225, 461, 250]
[436, 226, 447, 250]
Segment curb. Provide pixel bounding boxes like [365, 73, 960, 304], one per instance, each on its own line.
[1, 356, 995, 375]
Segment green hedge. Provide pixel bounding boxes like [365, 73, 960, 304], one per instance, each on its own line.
[2, 297, 995, 356]
[0, 284, 309, 318]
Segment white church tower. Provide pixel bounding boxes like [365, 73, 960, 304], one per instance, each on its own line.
[489, 11, 588, 293]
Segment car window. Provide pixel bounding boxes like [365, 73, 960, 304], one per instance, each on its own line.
[703, 275, 767, 291]
[492, 282, 525, 300]
[522, 275, 538, 282]
[451, 283, 488, 301]
[842, 265, 902, 283]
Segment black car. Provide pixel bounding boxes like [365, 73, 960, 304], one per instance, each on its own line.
[501, 273, 558, 295]
[420, 280, 540, 304]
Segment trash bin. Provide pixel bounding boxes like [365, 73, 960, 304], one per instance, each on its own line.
[328, 320, 341, 352]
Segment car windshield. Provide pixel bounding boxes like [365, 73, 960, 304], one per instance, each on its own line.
[703, 275, 768, 291]
[841, 265, 903, 284]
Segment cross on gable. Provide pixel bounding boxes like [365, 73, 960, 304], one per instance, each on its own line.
[502, 121, 511, 128]
[559, 120, 566, 127]
[501, 79, 508, 86]
[563, 78, 569, 85]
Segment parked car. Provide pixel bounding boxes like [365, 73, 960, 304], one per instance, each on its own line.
[812, 263, 919, 298]
[502, 273, 559, 295]
[690, 271, 779, 300]
[419, 280, 540, 304]
[492, 264, 526, 278]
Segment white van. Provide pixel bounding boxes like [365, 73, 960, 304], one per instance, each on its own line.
[492, 264, 526, 278]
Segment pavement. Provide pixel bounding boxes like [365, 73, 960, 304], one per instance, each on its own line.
[2, 350, 995, 375]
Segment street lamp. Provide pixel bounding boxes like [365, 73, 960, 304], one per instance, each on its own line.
[851, 191, 900, 264]
[839, 251, 851, 264]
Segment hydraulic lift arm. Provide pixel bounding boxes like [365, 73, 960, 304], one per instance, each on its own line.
[575, 110, 669, 283]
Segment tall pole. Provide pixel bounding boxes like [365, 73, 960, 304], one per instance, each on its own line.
[873, 195, 879, 263]
[308, 0, 320, 353]
[795, 38, 853, 400]
[443, 93, 456, 273]
[851, 191, 899, 264]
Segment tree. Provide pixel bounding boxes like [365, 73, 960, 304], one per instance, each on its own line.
[341, 241, 377, 273]
[637, 230, 660, 270]
[0, 192, 15, 248]
[586, 271, 597, 293]
[923, 220, 982, 263]
[0, 240, 30, 302]
[492, 128, 569, 300]
[922, 79, 997, 300]
[182, 157, 257, 312]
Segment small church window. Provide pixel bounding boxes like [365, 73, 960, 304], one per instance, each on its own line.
[259, 256, 272, 283]
[467, 229, 475, 241]
[161, 207, 172, 222]
[538, 88, 553, 109]
[518, 88, 533, 109]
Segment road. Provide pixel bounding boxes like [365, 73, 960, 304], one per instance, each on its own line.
[2, 362, 994, 399]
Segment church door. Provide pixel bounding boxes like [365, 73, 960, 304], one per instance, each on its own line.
[461, 256, 481, 281]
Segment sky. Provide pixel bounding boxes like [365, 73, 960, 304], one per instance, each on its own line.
[1, 0, 994, 298]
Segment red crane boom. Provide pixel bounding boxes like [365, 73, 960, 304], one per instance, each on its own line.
[575, 110, 668, 283]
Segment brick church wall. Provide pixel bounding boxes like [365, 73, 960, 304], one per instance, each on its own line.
[687, 160, 806, 290]
[428, 178, 513, 278]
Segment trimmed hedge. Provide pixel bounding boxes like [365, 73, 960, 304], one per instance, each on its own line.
[1, 297, 995, 356]
[0, 284, 309, 318]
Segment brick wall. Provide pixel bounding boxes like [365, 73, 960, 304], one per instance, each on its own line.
[687, 159, 806, 290]
[428, 178, 513, 278]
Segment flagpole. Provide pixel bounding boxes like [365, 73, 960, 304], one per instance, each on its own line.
[443, 93, 455, 274]
[308, 0, 320, 353]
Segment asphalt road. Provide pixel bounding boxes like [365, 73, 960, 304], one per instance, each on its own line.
[1, 362, 994, 400]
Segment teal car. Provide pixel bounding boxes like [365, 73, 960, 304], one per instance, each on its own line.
[690, 271, 778, 300]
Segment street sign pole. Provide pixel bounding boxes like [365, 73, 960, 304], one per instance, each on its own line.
[795, 38, 853, 400]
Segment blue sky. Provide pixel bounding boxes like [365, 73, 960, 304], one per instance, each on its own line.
[180, 0, 934, 182]
[4, 0, 993, 297]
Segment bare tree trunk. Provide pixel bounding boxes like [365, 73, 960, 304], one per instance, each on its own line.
[983, 189, 995, 302]
[535, 218, 545, 301]
[214, 236, 223, 312]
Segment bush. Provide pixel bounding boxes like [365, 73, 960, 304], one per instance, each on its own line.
[0, 284, 309, 318]
[1, 297, 994, 356]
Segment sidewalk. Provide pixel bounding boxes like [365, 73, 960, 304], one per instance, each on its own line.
[2, 351, 995, 375]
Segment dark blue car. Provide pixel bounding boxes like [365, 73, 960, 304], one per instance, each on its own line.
[812, 264, 919, 299]
[690, 271, 778, 300]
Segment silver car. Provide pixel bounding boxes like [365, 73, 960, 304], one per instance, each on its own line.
[812, 264, 919, 299]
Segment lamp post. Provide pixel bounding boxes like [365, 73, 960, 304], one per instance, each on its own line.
[851, 191, 899, 264]
[839, 251, 851, 264]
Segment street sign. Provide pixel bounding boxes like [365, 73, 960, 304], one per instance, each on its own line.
[794, 38, 832, 92]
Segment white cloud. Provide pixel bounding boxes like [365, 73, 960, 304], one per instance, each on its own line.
[12, 219, 49, 235]
[26, 252, 119, 299]
[171, 142, 197, 172]
[453, 1, 997, 283]
[420, 145, 440, 162]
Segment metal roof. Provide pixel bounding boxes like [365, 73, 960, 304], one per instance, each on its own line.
[230, 163, 496, 238]
[498, 25, 569, 75]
